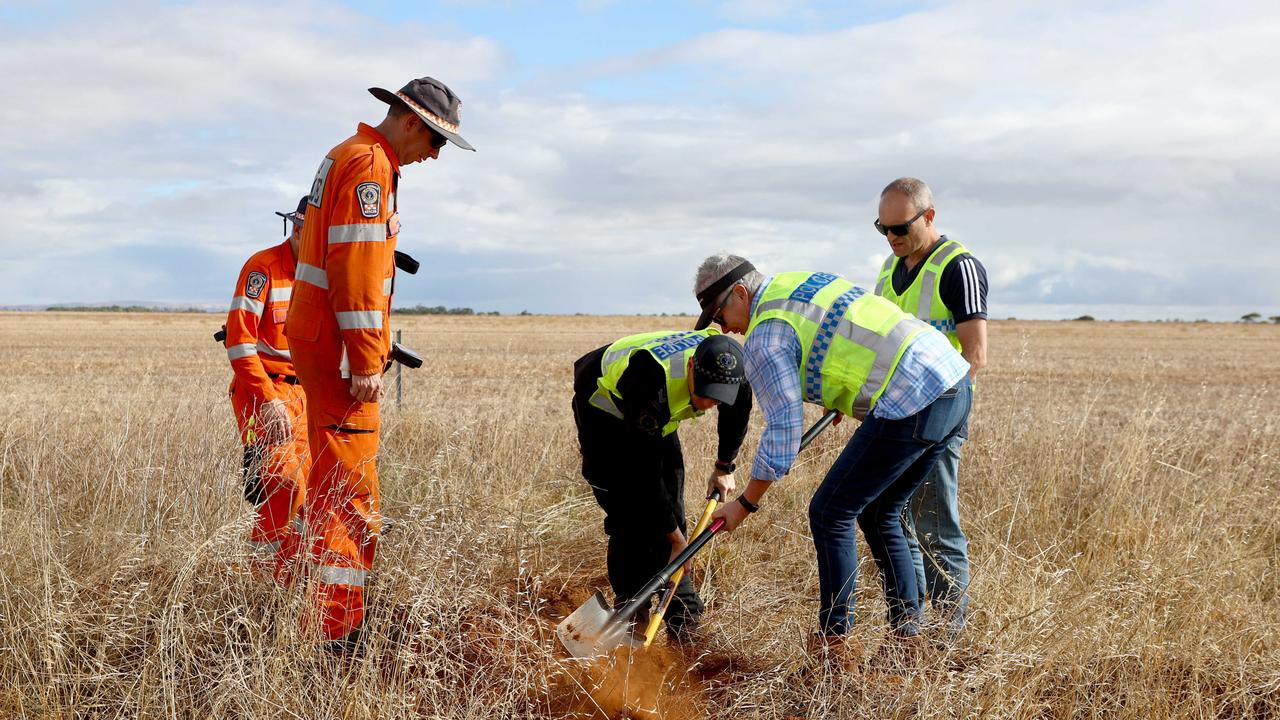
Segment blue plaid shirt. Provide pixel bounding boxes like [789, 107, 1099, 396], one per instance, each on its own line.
[744, 275, 970, 481]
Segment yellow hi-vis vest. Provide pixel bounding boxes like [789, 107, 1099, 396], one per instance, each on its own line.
[874, 239, 969, 353]
[589, 329, 721, 436]
[747, 272, 932, 419]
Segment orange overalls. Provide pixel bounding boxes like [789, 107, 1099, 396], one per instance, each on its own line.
[225, 241, 310, 574]
[285, 123, 400, 642]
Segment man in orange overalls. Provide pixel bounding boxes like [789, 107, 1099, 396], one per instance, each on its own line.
[225, 196, 311, 577]
[285, 76, 474, 650]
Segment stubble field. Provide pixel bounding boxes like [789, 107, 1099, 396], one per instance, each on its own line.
[0, 311, 1277, 719]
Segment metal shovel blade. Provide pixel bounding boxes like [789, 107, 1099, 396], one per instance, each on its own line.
[555, 590, 637, 659]
[556, 517, 727, 659]
[556, 411, 837, 660]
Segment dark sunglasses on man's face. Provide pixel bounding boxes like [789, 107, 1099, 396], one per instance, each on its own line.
[416, 118, 448, 149]
[874, 206, 931, 237]
[711, 285, 737, 326]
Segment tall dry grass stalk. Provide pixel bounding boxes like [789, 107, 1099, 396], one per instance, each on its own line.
[0, 312, 1276, 718]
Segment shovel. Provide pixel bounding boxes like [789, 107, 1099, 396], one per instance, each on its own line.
[640, 489, 723, 647]
[556, 409, 839, 659]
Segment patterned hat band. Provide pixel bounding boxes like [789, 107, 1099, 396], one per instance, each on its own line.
[698, 371, 742, 384]
[695, 358, 743, 384]
[396, 92, 460, 133]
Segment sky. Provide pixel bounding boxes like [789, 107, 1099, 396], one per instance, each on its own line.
[1, 0, 1278, 319]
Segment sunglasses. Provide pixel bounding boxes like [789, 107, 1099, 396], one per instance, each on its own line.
[417, 118, 448, 149]
[710, 284, 738, 326]
[874, 206, 931, 237]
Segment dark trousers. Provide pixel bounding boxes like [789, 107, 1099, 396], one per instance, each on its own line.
[571, 393, 704, 638]
[808, 377, 972, 636]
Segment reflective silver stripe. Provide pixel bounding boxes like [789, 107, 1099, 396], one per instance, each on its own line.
[603, 347, 633, 369]
[918, 241, 964, 320]
[248, 539, 282, 556]
[329, 224, 385, 244]
[669, 353, 686, 379]
[311, 564, 367, 587]
[257, 339, 292, 360]
[589, 389, 624, 419]
[837, 316, 930, 416]
[295, 263, 328, 289]
[874, 255, 896, 296]
[756, 298, 826, 325]
[336, 310, 383, 330]
[230, 296, 264, 316]
[929, 240, 964, 268]
[227, 343, 257, 360]
[382, 277, 393, 295]
[917, 271, 937, 318]
[293, 516, 307, 536]
[268, 286, 292, 303]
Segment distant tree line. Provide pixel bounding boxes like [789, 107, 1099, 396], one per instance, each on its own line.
[40, 304, 506, 316]
[32, 306, 1277, 322]
[47, 305, 210, 313]
[396, 305, 500, 316]
[1240, 313, 1280, 324]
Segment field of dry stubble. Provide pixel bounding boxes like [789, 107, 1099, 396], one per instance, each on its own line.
[0, 311, 1278, 719]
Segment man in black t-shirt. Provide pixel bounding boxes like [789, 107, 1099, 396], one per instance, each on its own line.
[873, 177, 988, 639]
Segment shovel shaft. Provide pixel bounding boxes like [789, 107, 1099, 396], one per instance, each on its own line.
[643, 492, 721, 645]
[612, 517, 726, 628]
[800, 410, 838, 451]
[593, 412, 838, 648]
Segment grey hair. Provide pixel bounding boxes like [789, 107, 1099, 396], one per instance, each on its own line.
[881, 177, 934, 212]
[694, 253, 765, 297]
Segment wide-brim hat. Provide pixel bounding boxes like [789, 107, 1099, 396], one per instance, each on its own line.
[274, 195, 308, 227]
[692, 334, 746, 405]
[369, 76, 475, 151]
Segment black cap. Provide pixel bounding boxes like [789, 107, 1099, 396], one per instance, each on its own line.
[369, 77, 475, 151]
[694, 260, 755, 330]
[692, 334, 746, 406]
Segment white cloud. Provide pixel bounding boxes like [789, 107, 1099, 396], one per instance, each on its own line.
[1, 0, 1278, 316]
[715, 0, 816, 21]
[1, 0, 505, 304]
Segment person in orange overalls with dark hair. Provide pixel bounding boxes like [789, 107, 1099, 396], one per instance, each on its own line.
[224, 196, 311, 577]
[285, 76, 474, 650]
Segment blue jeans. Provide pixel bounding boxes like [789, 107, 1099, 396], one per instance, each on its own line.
[808, 377, 971, 636]
[904, 434, 971, 633]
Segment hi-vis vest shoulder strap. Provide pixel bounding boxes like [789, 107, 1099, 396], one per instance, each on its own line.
[874, 239, 968, 352]
[589, 329, 720, 436]
[746, 272, 931, 419]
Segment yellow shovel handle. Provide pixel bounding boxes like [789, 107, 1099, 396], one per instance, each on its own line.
[642, 494, 719, 646]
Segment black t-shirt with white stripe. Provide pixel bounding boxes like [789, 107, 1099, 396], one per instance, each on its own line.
[889, 236, 988, 323]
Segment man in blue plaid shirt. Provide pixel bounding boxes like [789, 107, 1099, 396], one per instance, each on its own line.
[693, 253, 971, 667]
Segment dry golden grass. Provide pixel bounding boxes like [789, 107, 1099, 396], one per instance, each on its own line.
[0, 311, 1277, 719]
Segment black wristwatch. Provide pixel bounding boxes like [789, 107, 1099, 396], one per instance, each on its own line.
[714, 460, 736, 474]
[737, 495, 759, 513]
